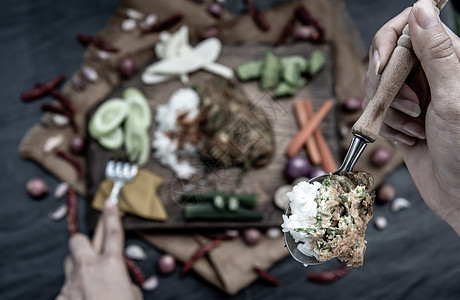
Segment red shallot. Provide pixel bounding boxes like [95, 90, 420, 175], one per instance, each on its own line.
[118, 57, 136, 78]
[157, 254, 176, 275]
[26, 178, 49, 198]
[243, 228, 261, 246]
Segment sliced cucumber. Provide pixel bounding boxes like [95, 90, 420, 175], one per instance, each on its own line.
[89, 98, 128, 137]
[123, 87, 152, 129]
[97, 127, 123, 150]
[124, 124, 150, 166]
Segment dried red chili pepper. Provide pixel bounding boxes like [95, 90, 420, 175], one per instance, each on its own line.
[50, 89, 77, 114]
[20, 74, 65, 102]
[308, 264, 350, 283]
[253, 266, 280, 286]
[41, 103, 78, 133]
[141, 13, 183, 34]
[202, 233, 236, 241]
[181, 239, 221, 275]
[56, 150, 84, 178]
[124, 256, 145, 285]
[66, 188, 78, 235]
[274, 15, 297, 46]
[244, 0, 270, 32]
[76, 34, 119, 52]
[294, 4, 325, 42]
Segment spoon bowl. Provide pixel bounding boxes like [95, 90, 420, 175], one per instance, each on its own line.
[283, 135, 369, 266]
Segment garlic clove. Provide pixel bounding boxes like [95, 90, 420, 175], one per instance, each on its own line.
[43, 135, 64, 153]
[266, 227, 282, 239]
[82, 66, 99, 82]
[124, 8, 144, 20]
[140, 14, 158, 29]
[49, 204, 68, 221]
[121, 18, 137, 32]
[96, 50, 110, 60]
[51, 114, 69, 127]
[54, 182, 70, 200]
[374, 216, 388, 230]
[142, 275, 159, 291]
[125, 244, 148, 260]
[391, 197, 411, 213]
[225, 229, 239, 237]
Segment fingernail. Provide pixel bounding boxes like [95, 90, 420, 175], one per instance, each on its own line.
[373, 49, 381, 75]
[403, 122, 426, 139]
[105, 199, 116, 208]
[391, 98, 421, 117]
[395, 133, 416, 146]
[413, 0, 438, 29]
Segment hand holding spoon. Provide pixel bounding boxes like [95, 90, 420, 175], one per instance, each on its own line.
[284, 0, 448, 266]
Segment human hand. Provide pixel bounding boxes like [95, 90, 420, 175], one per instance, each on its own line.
[364, 0, 460, 234]
[57, 201, 142, 300]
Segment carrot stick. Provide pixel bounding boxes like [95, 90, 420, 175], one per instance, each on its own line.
[294, 100, 322, 165]
[305, 100, 338, 173]
[286, 99, 333, 157]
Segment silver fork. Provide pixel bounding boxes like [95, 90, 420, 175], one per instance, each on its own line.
[105, 160, 138, 205]
[92, 160, 138, 253]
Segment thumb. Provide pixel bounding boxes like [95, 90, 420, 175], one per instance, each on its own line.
[102, 200, 124, 256]
[408, 0, 460, 96]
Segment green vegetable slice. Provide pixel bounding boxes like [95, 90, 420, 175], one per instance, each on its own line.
[274, 79, 306, 98]
[308, 50, 326, 76]
[97, 127, 123, 150]
[184, 202, 263, 221]
[89, 98, 128, 137]
[181, 192, 258, 209]
[123, 87, 152, 129]
[235, 60, 263, 81]
[124, 123, 150, 166]
[281, 56, 309, 86]
[260, 51, 280, 90]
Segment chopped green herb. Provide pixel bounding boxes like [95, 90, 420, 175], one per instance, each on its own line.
[294, 227, 317, 234]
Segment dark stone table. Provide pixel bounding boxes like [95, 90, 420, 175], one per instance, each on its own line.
[0, 0, 458, 299]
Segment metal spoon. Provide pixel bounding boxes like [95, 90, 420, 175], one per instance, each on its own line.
[284, 0, 446, 266]
[284, 135, 369, 265]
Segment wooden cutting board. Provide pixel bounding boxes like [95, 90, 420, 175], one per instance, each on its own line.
[85, 42, 338, 232]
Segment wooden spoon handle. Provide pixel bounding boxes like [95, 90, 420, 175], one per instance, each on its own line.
[352, 24, 416, 142]
[353, 1, 444, 142]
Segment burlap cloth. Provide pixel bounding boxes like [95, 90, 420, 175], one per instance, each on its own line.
[18, 0, 403, 295]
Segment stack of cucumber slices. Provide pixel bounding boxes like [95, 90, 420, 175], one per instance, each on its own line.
[89, 87, 152, 166]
